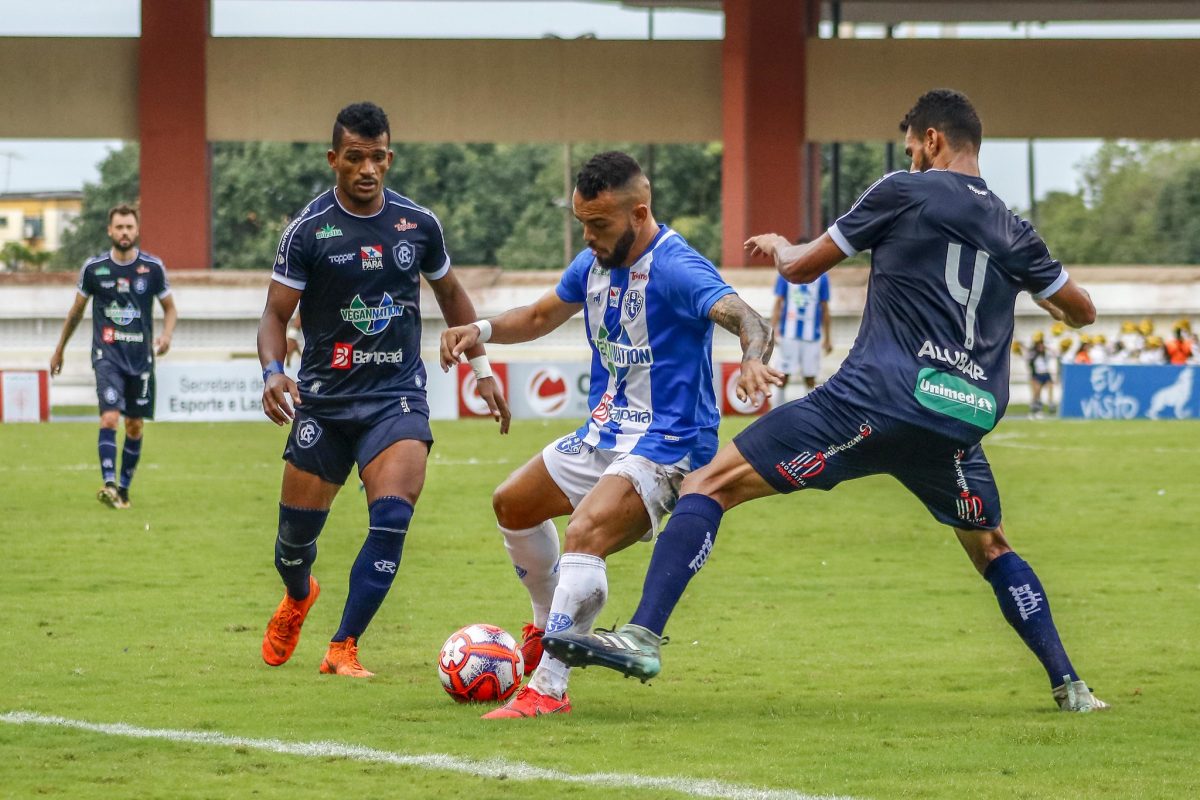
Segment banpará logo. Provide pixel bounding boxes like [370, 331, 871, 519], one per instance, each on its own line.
[104, 302, 141, 326]
[331, 342, 353, 369]
[393, 240, 416, 270]
[328, 252, 355, 265]
[341, 293, 404, 334]
[353, 348, 403, 365]
[360, 244, 383, 270]
[296, 418, 323, 448]
[102, 327, 145, 344]
[623, 289, 644, 320]
[315, 223, 343, 240]
[590, 394, 651, 426]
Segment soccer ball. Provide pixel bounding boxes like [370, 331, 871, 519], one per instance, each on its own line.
[438, 624, 524, 703]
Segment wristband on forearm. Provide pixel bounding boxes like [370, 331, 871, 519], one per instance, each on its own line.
[468, 355, 493, 380]
[262, 360, 285, 382]
[473, 319, 493, 343]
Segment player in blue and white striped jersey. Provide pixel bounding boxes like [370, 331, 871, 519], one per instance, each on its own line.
[440, 151, 782, 717]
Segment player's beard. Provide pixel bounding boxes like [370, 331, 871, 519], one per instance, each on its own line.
[110, 233, 138, 256]
[598, 225, 636, 268]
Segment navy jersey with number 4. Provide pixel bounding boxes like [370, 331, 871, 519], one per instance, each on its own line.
[824, 169, 1067, 444]
[273, 188, 450, 406]
[76, 250, 171, 374]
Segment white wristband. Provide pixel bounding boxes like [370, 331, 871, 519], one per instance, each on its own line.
[472, 319, 493, 343]
[468, 355, 493, 380]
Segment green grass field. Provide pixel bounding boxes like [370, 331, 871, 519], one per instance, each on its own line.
[1, 417, 1197, 799]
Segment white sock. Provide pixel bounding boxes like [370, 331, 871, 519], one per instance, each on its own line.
[500, 521, 560, 629]
[530, 552, 607, 699]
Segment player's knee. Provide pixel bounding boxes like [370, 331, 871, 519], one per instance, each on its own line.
[492, 482, 533, 530]
[99, 412, 119, 430]
[367, 496, 413, 557]
[125, 418, 143, 438]
[277, 504, 329, 548]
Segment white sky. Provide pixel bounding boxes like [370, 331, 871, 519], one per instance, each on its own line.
[1, 1, 1195, 208]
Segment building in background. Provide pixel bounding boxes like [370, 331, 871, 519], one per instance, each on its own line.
[0, 191, 82, 268]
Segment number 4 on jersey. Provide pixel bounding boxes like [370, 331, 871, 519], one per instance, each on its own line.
[944, 242, 989, 350]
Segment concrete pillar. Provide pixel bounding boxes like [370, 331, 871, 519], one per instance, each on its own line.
[721, 0, 816, 266]
[139, 0, 210, 269]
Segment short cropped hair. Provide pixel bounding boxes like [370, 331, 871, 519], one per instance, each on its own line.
[333, 102, 391, 150]
[899, 89, 983, 152]
[108, 203, 139, 224]
[576, 151, 644, 200]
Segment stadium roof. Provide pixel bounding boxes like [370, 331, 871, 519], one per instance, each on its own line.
[619, 1, 1200, 23]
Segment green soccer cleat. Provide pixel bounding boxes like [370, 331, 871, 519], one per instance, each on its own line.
[542, 623, 665, 683]
[1052, 677, 1110, 713]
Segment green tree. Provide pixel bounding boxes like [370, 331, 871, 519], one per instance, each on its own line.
[1, 241, 53, 271]
[53, 143, 139, 270]
[822, 142, 889, 227]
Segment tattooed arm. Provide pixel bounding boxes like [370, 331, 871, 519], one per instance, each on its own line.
[709, 294, 785, 405]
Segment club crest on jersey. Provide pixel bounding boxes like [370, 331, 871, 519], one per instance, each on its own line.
[392, 240, 416, 271]
[623, 289, 644, 320]
[360, 245, 384, 270]
[296, 419, 323, 449]
[315, 223, 343, 240]
[133, 277, 148, 294]
[555, 434, 585, 454]
[341, 293, 404, 335]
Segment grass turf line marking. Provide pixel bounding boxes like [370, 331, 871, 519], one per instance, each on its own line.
[1, 711, 860, 800]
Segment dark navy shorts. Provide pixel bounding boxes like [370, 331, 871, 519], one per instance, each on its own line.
[1031, 372, 1053, 384]
[94, 360, 155, 419]
[734, 389, 1001, 530]
[282, 395, 433, 486]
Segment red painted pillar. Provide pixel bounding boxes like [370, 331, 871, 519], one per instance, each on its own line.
[721, 0, 814, 267]
[139, 0, 210, 269]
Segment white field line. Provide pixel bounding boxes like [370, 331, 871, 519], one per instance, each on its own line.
[1, 711, 861, 800]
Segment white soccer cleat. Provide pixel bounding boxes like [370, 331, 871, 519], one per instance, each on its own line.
[1052, 677, 1110, 712]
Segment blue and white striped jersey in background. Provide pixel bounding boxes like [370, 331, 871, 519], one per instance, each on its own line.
[774, 273, 830, 341]
[555, 225, 734, 467]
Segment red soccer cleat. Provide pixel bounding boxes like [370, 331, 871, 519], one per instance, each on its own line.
[520, 623, 544, 677]
[481, 685, 571, 719]
[261, 576, 320, 666]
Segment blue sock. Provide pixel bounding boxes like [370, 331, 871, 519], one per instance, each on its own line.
[119, 435, 142, 490]
[98, 428, 117, 484]
[629, 494, 723, 636]
[333, 497, 413, 642]
[984, 551, 1078, 687]
[276, 504, 328, 600]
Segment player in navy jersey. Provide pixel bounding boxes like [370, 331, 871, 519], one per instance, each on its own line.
[50, 203, 177, 510]
[439, 151, 781, 717]
[257, 102, 508, 678]
[545, 90, 1109, 713]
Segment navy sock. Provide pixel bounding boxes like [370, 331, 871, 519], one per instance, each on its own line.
[119, 435, 142, 490]
[98, 428, 117, 484]
[629, 494, 724, 636]
[984, 551, 1078, 687]
[333, 497, 413, 642]
[276, 504, 328, 600]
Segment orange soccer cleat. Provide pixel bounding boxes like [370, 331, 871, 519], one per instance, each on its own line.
[481, 685, 571, 719]
[519, 623, 544, 677]
[261, 576, 320, 667]
[319, 636, 375, 678]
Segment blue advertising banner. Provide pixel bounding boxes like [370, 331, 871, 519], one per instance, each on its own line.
[1060, 364, 1199, 420]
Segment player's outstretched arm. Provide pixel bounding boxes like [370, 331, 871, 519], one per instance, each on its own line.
[257, 281, 302, 426]
[439, 289, 582, 370]
[1037, 278, 1096, 329]
[745, 232, 846, 284]
[155, 293, 178, 356]
[428, 270, 513, 434]
[709, 294, 786, 405]
[50, 292, 89, 376]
